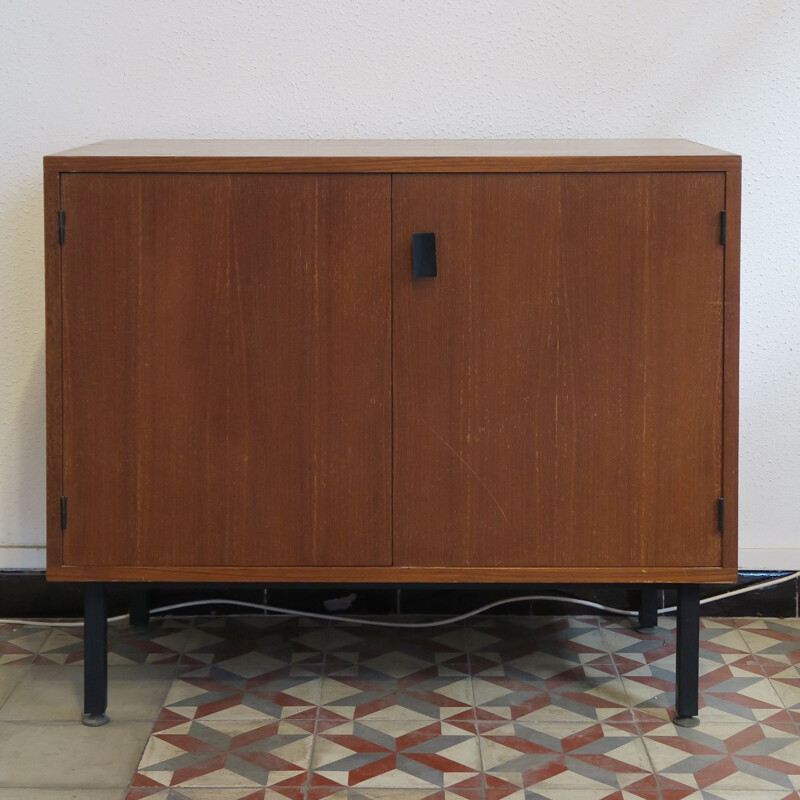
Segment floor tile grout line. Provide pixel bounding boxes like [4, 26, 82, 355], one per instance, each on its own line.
[596, 613, 641, 728]
[0, 663, 31, 716]
[305, 618, 331, 799]
[594, 612, 665, 789]
[463, 618, 487, 799]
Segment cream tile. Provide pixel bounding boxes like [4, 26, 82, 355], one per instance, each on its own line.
[0, 791, 125, 799]
[0, 721, 151, 787]
[0, 665, 175, 721]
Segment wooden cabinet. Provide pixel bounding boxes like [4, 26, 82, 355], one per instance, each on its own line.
[44, 139, 740, 724]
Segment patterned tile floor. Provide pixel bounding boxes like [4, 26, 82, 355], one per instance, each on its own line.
[1, 614, 800, 799]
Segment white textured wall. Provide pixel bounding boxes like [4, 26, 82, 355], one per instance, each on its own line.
[1, 0, 798, 569]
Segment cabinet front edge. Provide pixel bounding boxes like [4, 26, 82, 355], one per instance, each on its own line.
[43, 155, 742, 174]
[47, 565, 739, 584]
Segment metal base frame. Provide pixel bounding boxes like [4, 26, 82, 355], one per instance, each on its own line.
[674, 583, 701, 724]
[78, 580, 703, 727]
[129, 584, 151, 633]
[637, 586, 659, 633]
[82, 582, 109, 726]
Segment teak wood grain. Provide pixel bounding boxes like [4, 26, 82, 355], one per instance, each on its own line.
[393, 173, 725, 568]
[44, 164, 63, 567]
[60, 173, 391, 567]
[44, 139, 740, 174]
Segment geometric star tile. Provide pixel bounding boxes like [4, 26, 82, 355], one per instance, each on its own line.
[602, 617, 751, 673]
[739, 618, 800, 667]
[35, 618, 191, 665]
[466, 616, 614, 675]
[622, 660, 789, 724]
[128, 788, 309, 798]
[306, 791, 483, 800]
[181, 617, 327, 674]
[127, 790, 301, 798]
[319, 674, 475, 721]
[133, 716, 314, 789]
[659, 791, 800, 800]
[642, 720, 800, 794]
[478, 718, 652, 792]
[163, 667, 324, 722]
[0, 622, 49, 664]
[310, 718, 482, 789]
[324, 623, 470, 679]
[472, 665, 631, 724]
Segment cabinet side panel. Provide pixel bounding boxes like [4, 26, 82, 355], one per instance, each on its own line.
[44, 166, 63, 570]
[722, 170, 741, 570]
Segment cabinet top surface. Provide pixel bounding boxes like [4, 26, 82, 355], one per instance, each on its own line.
[45, 139, 740, 172]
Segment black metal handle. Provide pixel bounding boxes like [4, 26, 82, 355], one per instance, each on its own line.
[412, 232, 437, 278]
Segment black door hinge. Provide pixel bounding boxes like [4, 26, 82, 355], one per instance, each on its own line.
[720, 210, 727, 246]
[58, 210, 66, 245]
[717, 497, 724, 533]
[60, 496, 68, 530]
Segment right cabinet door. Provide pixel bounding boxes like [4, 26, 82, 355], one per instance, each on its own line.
[393, 172, 725, 568]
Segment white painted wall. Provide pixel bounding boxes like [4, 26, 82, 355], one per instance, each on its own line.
[1, 0, 798, 570]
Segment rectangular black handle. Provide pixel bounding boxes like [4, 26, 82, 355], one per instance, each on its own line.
[412, 232, 437, 278]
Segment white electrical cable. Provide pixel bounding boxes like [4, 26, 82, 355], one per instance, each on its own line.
[1, 569, 799, 629]
[0, 613, 130, 628]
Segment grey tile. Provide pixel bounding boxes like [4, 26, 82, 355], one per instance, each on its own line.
[0, 665, 175, 721]
[0, 721, 151, 787]
[0, 666, 28, 710]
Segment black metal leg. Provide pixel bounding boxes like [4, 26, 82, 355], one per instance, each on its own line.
[674, 583, 700, 727]
[83, 583, 110, 727]
[638, 586, 659, 632]
[129, 585, 150, 633]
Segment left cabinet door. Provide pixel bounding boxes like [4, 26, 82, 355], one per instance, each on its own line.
[60, 173, 391, 567]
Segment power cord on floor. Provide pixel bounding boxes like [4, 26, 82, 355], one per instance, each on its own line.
[1, 569, 798, 629]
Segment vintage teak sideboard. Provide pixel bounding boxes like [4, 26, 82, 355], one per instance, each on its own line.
[44, 139, 741, 726]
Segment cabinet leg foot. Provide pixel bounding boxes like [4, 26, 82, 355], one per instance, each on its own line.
[129, 585, 150, 634]
[637, 586, 659, 633]
[673, 583, 700, 726]
[83, 583, 109, 726]
[82, 712, 111, 727]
